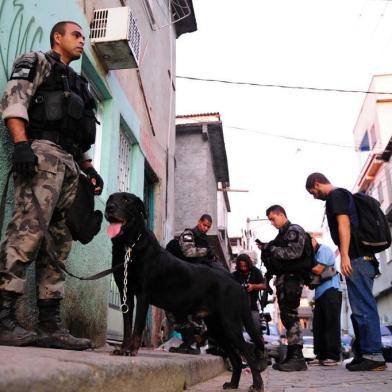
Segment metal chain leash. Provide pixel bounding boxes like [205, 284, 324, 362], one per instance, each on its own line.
[120, 247, 132, 314]
[120, 234, 142, 314]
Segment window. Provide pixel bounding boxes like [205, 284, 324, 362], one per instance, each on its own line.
[108, 276, 121, 309]
[144, 162, 158, 230]
[358, 131, 371, 168]
[369, 125, 377, 150]
[91, 91, 103, 173]
[117, 128, 133, 192]
[142, 0, 190, 30]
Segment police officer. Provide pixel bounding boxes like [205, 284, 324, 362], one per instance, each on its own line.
[168, 214, 215, 355]
[178, 214, 216, 264]
[262, 205, 309, 372]
[0, 21, 103, 350]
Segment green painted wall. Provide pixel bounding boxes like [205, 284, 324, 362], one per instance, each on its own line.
[0, 0, 146, 345]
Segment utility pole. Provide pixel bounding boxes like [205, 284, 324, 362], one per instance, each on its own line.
[245, 217, 269, 250]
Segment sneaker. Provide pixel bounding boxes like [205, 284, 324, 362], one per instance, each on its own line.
[308, 358, 323, 366]
[322, 359, 339, 366]
[347, 358, 386, 372]
[345, 357, 363, 369]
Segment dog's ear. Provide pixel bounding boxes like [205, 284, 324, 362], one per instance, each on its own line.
[133, 196, 147, 220]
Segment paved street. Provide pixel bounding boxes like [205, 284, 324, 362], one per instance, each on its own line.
[188, 362, 392, 392]
[0, 345, 391, 391]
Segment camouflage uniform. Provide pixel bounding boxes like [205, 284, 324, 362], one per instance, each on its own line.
[179, 228, 210, 260]
[270, 222, 306, 346]
[0, 51, 80, 299]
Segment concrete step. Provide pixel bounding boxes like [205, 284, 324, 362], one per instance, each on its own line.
[0, 345, 226, 392]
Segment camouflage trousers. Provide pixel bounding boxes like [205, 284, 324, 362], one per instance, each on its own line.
[0, 140, 79, 299]
[275, 274, 304, 346]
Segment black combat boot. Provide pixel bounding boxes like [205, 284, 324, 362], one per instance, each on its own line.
[36, 299, 91, 350]
[0, 290, 37, 346]
[169, 326, 200, 355]
[272, 345, 294, 368]
[273, 344, 307, 372]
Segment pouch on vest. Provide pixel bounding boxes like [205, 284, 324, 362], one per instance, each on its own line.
[67, 92, 84, 120]
[82, 110, 97, 146]
[43, 91, 65, 121]
[65, 174, 103, 244]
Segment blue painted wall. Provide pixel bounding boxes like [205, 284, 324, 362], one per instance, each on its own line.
[0, 0, 146, 345]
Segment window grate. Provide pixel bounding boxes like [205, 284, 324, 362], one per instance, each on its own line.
[108, 275, 121, 308]
[117, 129, 132, 192]
[170, 0, 191, 24]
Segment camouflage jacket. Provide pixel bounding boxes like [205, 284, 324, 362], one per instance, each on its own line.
[178, 227, 210, 259]
[0, 51, 52, 123]
[270, 221, 306, 261]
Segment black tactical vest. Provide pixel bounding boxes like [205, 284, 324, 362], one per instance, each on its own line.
[28, 51, 97, 157]
[270, 224, 314, 276]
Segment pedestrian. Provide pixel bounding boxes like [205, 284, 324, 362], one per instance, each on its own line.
[308, 236, 342, 366]
[231, 253, 265, 333]
[306, 172, 387, 371]
[261, 205, 311, 371]
[0, 21, 103, 350]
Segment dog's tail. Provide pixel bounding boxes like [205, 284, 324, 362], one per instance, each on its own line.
[241, 292, 264, 350]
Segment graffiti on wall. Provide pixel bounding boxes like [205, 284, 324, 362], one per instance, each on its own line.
[0, 0, 44, 80]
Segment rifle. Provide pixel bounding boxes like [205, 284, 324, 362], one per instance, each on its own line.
[259, 271, 273, 310]
[258, 241, 274, 310]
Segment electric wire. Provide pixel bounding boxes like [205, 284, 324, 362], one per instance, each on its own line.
[176, 75, 392, 95]
[225, 125, 354, 149]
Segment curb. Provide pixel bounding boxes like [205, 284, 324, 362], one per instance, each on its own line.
[0, 346, 226, 392]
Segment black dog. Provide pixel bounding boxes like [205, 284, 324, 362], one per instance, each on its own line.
[105, 193, 267, 392]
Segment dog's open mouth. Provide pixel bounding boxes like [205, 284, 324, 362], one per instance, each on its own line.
[107, 219, 126, 239]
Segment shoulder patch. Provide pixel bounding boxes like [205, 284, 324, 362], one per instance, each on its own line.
[182, 234, 194, 242]
[286, 230, 299, 241]
[10, 53, 38, 82]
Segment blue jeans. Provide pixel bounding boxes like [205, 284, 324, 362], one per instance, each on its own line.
[346, 256, 382, 355]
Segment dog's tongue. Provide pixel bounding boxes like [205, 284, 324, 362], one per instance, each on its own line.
[107, 223, 122, 239]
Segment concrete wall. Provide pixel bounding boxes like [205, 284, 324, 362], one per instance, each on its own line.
[174, 130, 218, 234]
[0, 0, 177, 346]
[353, 75, 392, 152]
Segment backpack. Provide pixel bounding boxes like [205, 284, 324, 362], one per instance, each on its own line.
[351, 192, 392, 253]
[267, 231, 317, 277]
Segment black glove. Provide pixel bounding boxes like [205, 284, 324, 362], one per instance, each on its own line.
[83, 166, 104, 195]
[12, 141, 38, 177]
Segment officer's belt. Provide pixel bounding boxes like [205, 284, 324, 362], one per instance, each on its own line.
[28, 130, 76, 155]
[363, 256, 375, 261]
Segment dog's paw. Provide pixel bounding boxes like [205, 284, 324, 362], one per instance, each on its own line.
[248, 385, 263, 392]
[111, 348, 134, 356]
[222, 381, 238, 389]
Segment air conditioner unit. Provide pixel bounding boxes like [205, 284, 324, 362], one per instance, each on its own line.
[90, 7, 141, 70]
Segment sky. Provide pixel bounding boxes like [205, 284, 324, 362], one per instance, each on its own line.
[176, 0, 392, 242]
